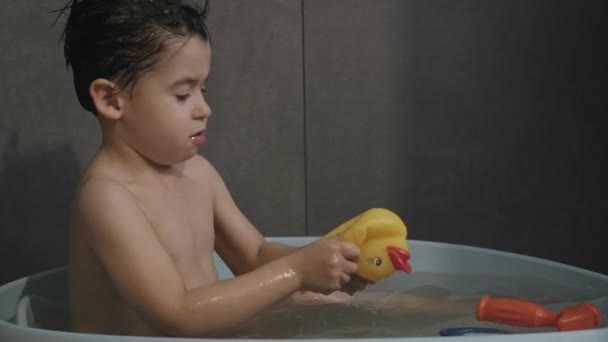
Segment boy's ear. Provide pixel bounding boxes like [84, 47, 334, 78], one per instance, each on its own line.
[89, 79, 123, 120]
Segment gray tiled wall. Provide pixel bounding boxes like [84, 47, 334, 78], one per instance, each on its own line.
[1, 1, 607, 284]
[304, 0, 608, 274]
[1, 1, 97, 284]
[203, 1, 306, 236]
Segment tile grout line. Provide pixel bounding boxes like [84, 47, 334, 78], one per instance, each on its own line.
[301, 0, 309, 236]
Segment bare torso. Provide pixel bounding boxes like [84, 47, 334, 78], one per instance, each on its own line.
[67, 151, 389, 337]
[69, 155, 217, 336]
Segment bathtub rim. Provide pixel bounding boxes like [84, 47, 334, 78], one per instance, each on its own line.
[1, 238, 608, 342]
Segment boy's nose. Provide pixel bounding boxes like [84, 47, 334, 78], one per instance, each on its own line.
[194, 98, 212, 120]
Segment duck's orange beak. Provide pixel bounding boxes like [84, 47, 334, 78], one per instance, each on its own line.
[387, 246, 412, 273]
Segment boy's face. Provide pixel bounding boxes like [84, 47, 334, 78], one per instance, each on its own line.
[118, 35, 212, 166]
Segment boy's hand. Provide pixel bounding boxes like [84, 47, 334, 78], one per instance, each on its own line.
[341, 275, 375, 295]
[288, 237, 360, 295]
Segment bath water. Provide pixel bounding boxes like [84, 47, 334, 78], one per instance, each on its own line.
[232, 271, 608, 338]
[17, 271, 608, 338]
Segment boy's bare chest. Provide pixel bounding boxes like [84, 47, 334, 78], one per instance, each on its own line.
[126, 177, 216, 281]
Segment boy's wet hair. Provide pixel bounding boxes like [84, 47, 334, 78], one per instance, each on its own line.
[55, 0, 210, 113]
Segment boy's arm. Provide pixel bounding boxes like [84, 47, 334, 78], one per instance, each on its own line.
[197, 157, 301, 274]
[199, 158, 370, 299]
[76, 177, 357, 337]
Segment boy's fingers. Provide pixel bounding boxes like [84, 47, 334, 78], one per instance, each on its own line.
[340, 242, 360, 261]
[343, 259, 358, 275]
[339, 273, 351, 285]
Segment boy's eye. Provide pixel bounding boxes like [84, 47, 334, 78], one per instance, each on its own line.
[176, 88, 207, 101]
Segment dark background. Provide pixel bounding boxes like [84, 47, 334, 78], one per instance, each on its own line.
[1, 0, 607, 284]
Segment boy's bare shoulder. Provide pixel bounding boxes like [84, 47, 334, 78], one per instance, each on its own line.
[76, 173, 129, 196]
[186, 153, 213, 170]
[74, 153, 132, 197]
[184, 154, 222, 181]
[74, 174, 137, 215]
[71, 169, 143, 229]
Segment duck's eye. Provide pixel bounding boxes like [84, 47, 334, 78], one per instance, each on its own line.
[373, 257, 382, 266]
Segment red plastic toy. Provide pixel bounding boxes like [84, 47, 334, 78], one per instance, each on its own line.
[477, 295, 602, 331]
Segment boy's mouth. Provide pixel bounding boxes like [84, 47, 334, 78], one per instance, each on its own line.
[190, 130, 207, 145]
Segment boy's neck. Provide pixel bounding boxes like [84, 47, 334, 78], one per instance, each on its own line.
[98, 137, 187, 183]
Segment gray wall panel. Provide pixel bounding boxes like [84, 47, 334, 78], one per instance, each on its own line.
[204, 0, 305, 236]
[0, 1, 99, 284]
[304, 1, 414, 231]
[1, 0, 607, 284]
[304, 0, 608, 274]
[0, 0, 305, 283]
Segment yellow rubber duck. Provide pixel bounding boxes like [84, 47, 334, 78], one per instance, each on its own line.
[324, 208, 411, 282]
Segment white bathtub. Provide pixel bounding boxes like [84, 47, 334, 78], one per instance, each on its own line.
[1, 237, 608, 341]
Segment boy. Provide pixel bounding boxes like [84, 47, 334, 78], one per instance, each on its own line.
[59, 0, 366, 337]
